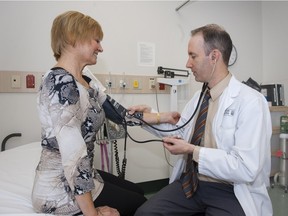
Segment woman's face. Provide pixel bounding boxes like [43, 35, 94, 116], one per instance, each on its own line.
[76, 37, 103, 66]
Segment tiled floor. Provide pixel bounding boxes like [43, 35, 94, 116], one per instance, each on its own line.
[268, 184, 288, 216]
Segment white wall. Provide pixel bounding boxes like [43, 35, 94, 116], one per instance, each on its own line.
[0, 1, 278, 183]
[262, 1, 288, 104]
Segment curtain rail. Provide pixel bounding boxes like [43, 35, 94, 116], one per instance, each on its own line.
[175, 0, 190, 11]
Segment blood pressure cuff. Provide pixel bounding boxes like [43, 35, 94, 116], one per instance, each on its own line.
[102, 95, 127, 125]
[82, 75, 127, 125]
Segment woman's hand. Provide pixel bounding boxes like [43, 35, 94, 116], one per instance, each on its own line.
[162, 136, 194, 155]
[127, 105, 180, 125]
[96, 206, 120, 216]
[75, 193, 119, 216]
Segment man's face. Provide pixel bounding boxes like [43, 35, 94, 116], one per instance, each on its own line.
[186, 34, 213, 83]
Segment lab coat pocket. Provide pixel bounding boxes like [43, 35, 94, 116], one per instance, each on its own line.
[218, 110, 236, 144]
[221, 108, 236, 129]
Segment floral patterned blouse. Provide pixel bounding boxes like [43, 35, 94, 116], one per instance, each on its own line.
[32, 68, 106, 215]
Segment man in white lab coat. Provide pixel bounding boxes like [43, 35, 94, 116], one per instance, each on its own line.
[130, 24, 273, 216]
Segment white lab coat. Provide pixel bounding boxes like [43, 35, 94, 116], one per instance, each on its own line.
[144, 75, 273, 216]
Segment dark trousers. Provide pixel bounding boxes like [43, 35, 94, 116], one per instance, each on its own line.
[134, 180, 245, 216]
[75, 170, 147, 216]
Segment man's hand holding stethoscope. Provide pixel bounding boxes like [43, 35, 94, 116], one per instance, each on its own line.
[162, 136, 195, 155]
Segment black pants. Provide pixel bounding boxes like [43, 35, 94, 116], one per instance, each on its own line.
[95, 170, 147, 216]
[75, 170, 147, 216]
[135, 180, 245, 216]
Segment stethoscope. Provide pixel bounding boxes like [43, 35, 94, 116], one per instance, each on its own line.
[136, 57, 217, 133]
[133, 82, 209, 133]
[125, 82, 209, 145]
[128, 57, 217, 142]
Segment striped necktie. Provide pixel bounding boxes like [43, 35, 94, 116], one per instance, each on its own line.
[181, 89, 211, 198]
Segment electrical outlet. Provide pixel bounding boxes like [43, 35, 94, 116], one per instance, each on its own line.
[11, 75, 21, 88]
[149, 77, 156, 89]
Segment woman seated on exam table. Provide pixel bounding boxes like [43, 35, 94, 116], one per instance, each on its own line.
[31, 11, 149, 216]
